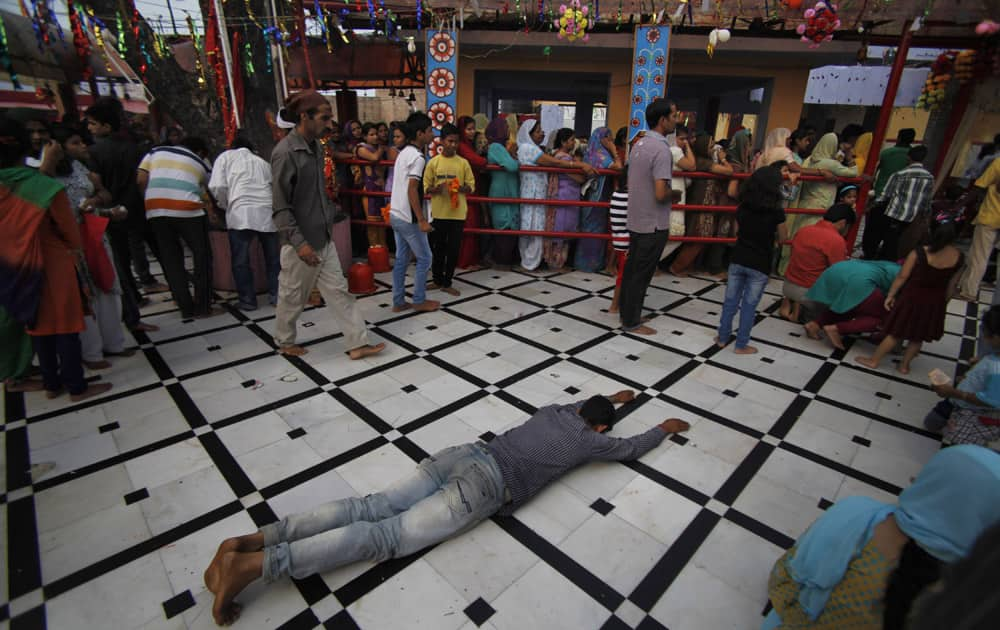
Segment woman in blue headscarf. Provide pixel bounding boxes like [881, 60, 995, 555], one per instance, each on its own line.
[762, 445, 1000, 630]
[573, 127, 621, 272]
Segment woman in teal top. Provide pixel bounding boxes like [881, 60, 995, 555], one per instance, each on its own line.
[804, 259, 900, 350]
[485, 117, 520, 269]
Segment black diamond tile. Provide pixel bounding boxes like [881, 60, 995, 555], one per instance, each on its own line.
[636, 616, 669, 630]
[671, 330, 683, 336]
[875, 392, 892, 400]
[550, 327, 562, 333]
[206, 345, 221, 352]
[818, 497, 834, 510]
[788, 332, 802, 338]
[426, 325, 438, 330]
[479, 431, 496, 442]
[288, 428, 307, 439]
[379, 303, 388, 308]
[541, 290, 551, 294]
[463, 597, 496, 626]
[490, 306, 501, 311]
[124, 488, 150, 505]
[706, 311, 717, 316]
[98, 421, 120, 433]
[723, 389, 739, 398]
[626, 354, 639, 361]
[590, 498, 615, 516]
[401, 384, 418, 393]
[760, 357, 775, 364]
[302, 321, 316, 327]
[852, 435, 872, 447]
[181, 318, 194, 323]
[486, 351, 501, 358]
[162, 589, 196, 619]
[669, 434, 689, 446]
[241, 379, 256, 388]
[564, 386, 580, 395]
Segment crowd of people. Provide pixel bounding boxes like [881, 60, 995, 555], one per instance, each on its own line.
[2, 91, 1000, 629]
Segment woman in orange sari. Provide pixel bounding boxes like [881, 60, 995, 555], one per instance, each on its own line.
[0, 118, 111, 402]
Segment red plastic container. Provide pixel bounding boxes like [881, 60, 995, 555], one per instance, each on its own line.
[367, 245, 391, 273]
[348, 262, 376, 294]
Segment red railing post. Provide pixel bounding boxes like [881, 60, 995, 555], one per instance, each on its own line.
[847, 19, 914, 250]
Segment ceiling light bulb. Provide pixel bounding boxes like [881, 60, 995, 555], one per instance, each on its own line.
[406, 37, 416, 54]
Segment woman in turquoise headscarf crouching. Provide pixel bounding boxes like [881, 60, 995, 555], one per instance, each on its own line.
[762, 445, 1000, 629]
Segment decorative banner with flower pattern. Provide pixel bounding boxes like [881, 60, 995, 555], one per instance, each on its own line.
[628, 25, 671, 142]
[424, 29, 458, 157]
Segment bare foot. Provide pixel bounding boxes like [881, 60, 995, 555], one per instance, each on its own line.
[629, 325, 657, 336]
[734, 345, 759, 355]
[669, 267, 689, 278]
[69, 382, 112, 402]
[442, 287, 461, 296]
[608, 304, 619, 313]
[84, 360, 112, 370]
[897, 363, 911, 375]
[205, 535, 264, 594]
[823, 325, 845, 350]
[710, 272, 728, 282]
[391, 303, 412, 313]
[427, 282, 441, 291]
[803, 321, 822, 340]
[278, 345, 308, 357]
[130, 322, 160, 332]
[413, 300, 440, 312]
[348, 343, 387, 360]
[778, 301, 791, 320]
[212, 551, 263, 626]
[658, 418, 692, 433]
[5, 378, 44, 392]
[855, 356, 879, 370]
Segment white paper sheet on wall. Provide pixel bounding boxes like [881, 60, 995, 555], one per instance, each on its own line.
[804, 66, 929, 107]
[540, 104, 563, 140]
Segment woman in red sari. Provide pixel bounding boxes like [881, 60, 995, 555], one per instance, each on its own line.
[456, 115, 488, 269]
[0, 118, 111, 401]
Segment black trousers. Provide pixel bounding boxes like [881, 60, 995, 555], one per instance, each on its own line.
[33, 333, 85, 395]
[861, 203, 888, 260]
[128, 220, 161, 284]
[430, 218, 465, 287]
[150, 215, 213, 318]
[106, 222, 144, 328]
[619, 229, 670, 329]
[878, 218, 911, 262]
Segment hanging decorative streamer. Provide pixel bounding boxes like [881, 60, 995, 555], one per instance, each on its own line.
[313, 0, 330, 50]
[0, 13, 21, 89]
[205, 0, 237, 144]
[242, 32, 255, 75]
[186, 13, 207, 87]
[27, 0, 47, 52]
[366, 0, 376, 31]
[68, 3, 93, 80]
[115, 11, 127, 55]
[417, 0, 423, 31]
[85, 7, 113, 71]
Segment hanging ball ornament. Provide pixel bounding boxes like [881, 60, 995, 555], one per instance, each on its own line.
[976, 20, 1000, 36]
[784, 0, 804, 9]
[717, 28, 731, 43]
[796, 2, 840, 49]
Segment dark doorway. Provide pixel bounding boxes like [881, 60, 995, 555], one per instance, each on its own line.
[474, 70, 611, 139]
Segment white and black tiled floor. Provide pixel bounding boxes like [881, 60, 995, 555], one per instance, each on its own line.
[2, 264, 982, 630]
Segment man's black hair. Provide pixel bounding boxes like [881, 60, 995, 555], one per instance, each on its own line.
[839, 124, 865, 144]
[404, 112, 433, 141]
[898, 128, 917, 145]
[645, 98, 676, 129]
[440, 122, 459, 139]
[181, 136, 209, 157]
[84, 96, 124, 132]
[579, 396, 616, 429]
[908, 145, 928, 163]
[229, 133, 256, 152]
[824, 203, 856, 225]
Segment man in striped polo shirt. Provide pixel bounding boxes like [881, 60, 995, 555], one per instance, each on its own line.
[137, 137, 214, 319]
[203, 390, 690, 624]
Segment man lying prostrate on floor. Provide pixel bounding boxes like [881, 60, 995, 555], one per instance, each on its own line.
[204, 390, 689, 625]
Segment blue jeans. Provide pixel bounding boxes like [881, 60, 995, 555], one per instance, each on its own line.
[260, 443, 506, 580]
[391, 217, 433, 307]
[717, 263, 769, 349]
[228, 229, 280, 308]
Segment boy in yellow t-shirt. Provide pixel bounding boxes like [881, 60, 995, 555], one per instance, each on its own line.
[424, 123, 475, 295]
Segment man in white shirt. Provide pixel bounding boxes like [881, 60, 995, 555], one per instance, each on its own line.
[209, 136, 280, 310]
[389, 112, 439, 313]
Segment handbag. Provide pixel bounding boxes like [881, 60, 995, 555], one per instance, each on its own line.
[80, 213, 115, 292]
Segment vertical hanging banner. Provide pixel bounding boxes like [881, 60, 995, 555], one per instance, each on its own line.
[628, 25, 670, 142]
[424, 29, 458, 156]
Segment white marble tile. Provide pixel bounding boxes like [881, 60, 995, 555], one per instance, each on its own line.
[267, 469, 359, 519]
[798, 400, 872, 438]
[112, 405, 191, 453]
[510, 482, 595, 545]
[124, 438, 214, 491]
[489, 561, 612, 630]
[646, 444, 736, 497]
[649, 563, 766, 630]
[611, 475, 703, 547]
[235, 437, 323, 490]
[560, 512, 667, 594]
[425, 519, 539, 602]
[301, 412, 382, 460]
[336, 443, 420, 496]
[44, 552, 175, 630]
[274, 392, 351, 430]
[448, 395, 529, 435]
[157, 511, 257, 598]
[34, 464, 134, 533]
[215, 411, 294, 457]
[757, 448, 845, 501]
[39, 501, 151, 582]
[408, 416, 484, 456]
[850, 444, 925, 490]
[140, 465, 236, 535]
[783, 422, 861, 466]
[26, 405, 108, 451]
[29, 430, 120, 483]
[733, 475, 825, 540]
[559, 460, 641, 506]
[348, 559, 469, 630]
[691, 518, 785, 602]
[184, 573, 309, 630]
